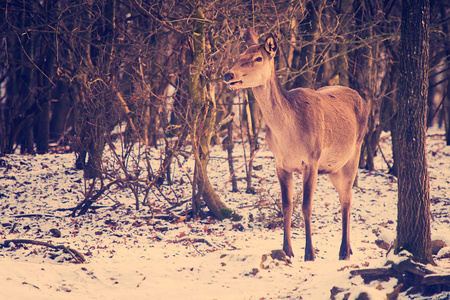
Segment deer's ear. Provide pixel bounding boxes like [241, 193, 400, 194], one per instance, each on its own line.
[244, 27, 259, 47]
[264, 34, 277, 58]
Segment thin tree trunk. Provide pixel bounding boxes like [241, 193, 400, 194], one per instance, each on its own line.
[383, 46, 401, 176]
[349, 1, 378, 171]
[36, 100, 50, 154]
[15, 10, 36, 155]
[291, 0, 319, 89]
[245, 91, 261, 194]
[36, 42, 55, 153]
[36, 0, 59, 154]
[441, 5, 450, 145]
[336, 0, 352, 87]
[224, 120, 238, 192]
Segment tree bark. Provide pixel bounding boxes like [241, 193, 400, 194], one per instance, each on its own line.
[290, 0, 319, 89]
[224, 120, 238, 193]
[189, 5, 229, 219]
[336, 0, 352, 87]
[396, 0, 434, 265]
[349, 1, 378, 171]
[244, 91, 261, 194]
[441, 5, 450, 145]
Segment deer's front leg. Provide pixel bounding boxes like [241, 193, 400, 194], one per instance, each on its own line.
[276, 168, 294, 257]
[302, 164, 318, 261]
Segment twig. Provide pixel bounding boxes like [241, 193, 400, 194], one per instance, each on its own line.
[131, 0, 185, 35]
[136, 276, 147, 288]
[8, 223, 17, 234]
[22, 281, 40, 290]
[71, 179, 119, 217]
[377, 141, 392, 171]
[116, 91, 137, 132]
[16, 33, 55, 86]
[165, 199, 190, 212]
[219, 145, 262, 193]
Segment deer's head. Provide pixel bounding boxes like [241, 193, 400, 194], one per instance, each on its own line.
[224, 28, 278, 90]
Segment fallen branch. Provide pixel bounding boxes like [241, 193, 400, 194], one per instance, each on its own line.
[178, 237, 213, 247]
[55, 205, 110, 212]
[2, 239, 86, 264]
[10, 214, 61, 219]
[71, 179, 119, 217]
[350, 256, 450, 296]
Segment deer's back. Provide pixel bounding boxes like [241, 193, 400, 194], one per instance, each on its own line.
[286, 85, 368, 141]
[267, 85, 369, 173]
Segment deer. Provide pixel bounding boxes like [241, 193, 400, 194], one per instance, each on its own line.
[224, 28, 369, 261]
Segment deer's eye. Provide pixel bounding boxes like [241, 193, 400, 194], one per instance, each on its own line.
[255, 57, 263, 62]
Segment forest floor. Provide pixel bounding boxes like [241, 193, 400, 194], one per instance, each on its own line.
[1, 126, 450, 300]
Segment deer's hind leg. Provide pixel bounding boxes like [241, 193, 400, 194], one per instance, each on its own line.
[302, 164, 319, 261]
[328, 152, 360, 260]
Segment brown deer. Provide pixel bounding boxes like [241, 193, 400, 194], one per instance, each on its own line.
[224, 28, 369, 261]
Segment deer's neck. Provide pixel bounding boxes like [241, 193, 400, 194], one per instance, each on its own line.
[251, 71, 291, 128]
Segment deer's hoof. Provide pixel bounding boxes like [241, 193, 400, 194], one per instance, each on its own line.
[304, 249, 315, 261]
[283, 245, 294, 258]
[304, 255, 315, 261]
[339, 246, 353, 260]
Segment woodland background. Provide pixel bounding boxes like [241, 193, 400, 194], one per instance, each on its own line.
[0, 0, 449, 218]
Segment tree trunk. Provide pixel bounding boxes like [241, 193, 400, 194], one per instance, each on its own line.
[441, 5, 450, 145]
[290, 0, 319, 89]
[12, 6, 36, 155]
[336, 0, 352, 87]
[349, 1, 380, 171]
[189, 5, 229, 219]
[396, 0, 434, 265]
[49, 82, 71, 144]
[36, 99, 50, 154]
[36, 40, 55, 153]
[383, 59, 400, 176]
[245, 91, 261, 194]
[36, 0, 59, 154]
[224, 120, 238, 193]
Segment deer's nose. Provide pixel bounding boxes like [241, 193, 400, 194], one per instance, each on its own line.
[224, 72, 234, 82]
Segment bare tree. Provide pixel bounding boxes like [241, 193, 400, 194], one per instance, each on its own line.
[1, 0, 449, 225]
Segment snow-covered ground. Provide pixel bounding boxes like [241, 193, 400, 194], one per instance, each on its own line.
[1, 127, 449, 300]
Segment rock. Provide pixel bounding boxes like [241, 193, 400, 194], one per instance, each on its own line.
[49, 228, 61, 238]
[270, 249, 291, 264]
[232, 223, 244, 231]
[246, 268, 259, 276]
[375, 239, 390, 251]
[431, 240, 447, 255]
[155, 233, 165, 241]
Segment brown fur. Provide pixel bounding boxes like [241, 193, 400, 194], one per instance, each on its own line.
[224, 28, 369, 260]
